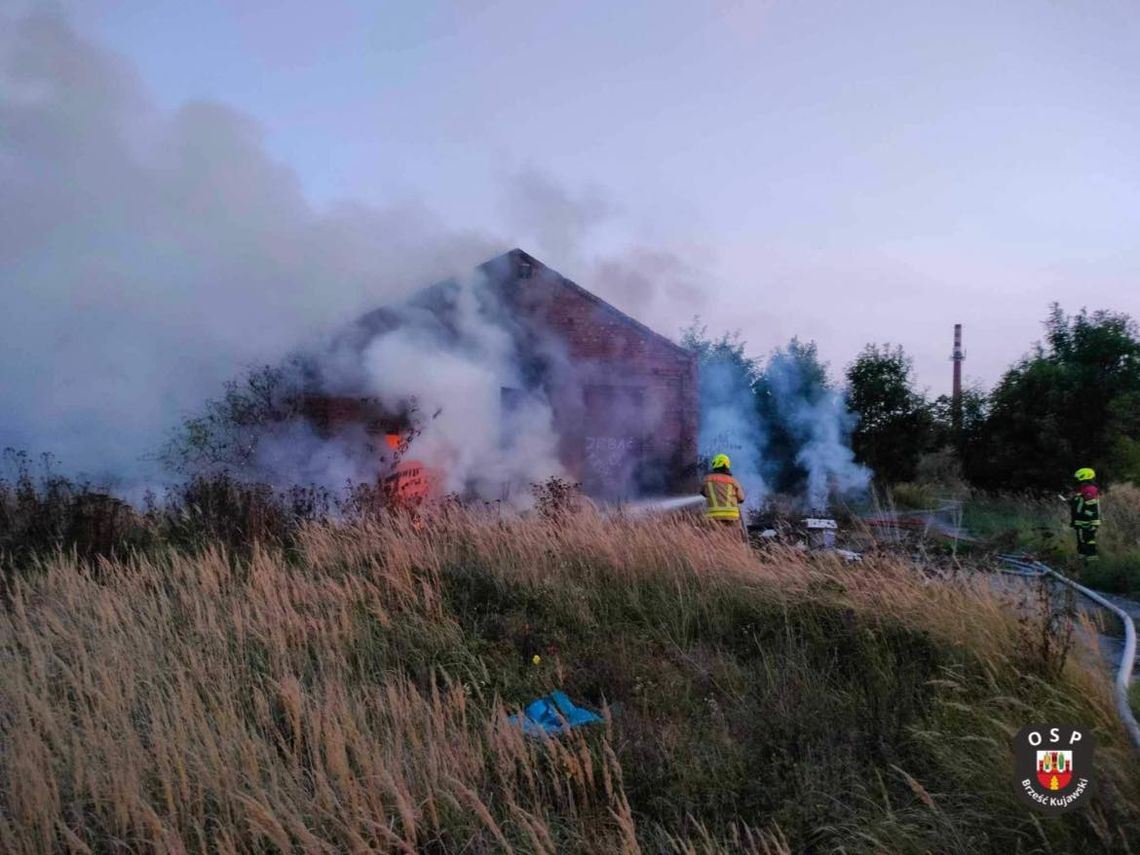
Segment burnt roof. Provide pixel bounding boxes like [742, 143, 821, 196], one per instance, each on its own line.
[487, 249, 692, 358]
[354, 248, 692, 358]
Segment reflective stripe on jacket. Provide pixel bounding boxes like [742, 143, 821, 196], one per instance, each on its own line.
[702, 472, 745, 520]
[1071, 484, 1101, 528]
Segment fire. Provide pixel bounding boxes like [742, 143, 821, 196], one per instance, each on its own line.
[381, 431, 443, 509]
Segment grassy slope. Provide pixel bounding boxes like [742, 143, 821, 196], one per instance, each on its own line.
[2, 511, 1140, 853]
[960, 484, 1140, 596]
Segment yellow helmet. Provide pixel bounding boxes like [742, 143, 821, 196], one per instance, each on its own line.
[711, 453, 731, 470]
[1074, 467, 1096, 482]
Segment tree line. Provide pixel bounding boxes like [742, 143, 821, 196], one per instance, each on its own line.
[689, 303, 1140, 493]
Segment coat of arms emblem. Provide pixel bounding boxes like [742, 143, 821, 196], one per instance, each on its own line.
[1035, 750, 1073, 791]
[1013, 725, 1094, 814]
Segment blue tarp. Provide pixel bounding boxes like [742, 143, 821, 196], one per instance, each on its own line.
[508, 690, 603, 737]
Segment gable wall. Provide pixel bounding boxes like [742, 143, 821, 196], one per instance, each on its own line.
[506, 265, 699, 497]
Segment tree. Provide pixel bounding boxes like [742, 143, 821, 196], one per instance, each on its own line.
[753, 337, 866, 500]
[844, 344, 935, 484]
[930, 387, 988, 445]
[680, 319, 764, 475]
[159, 363, 307, 477]
[967, 304, 1140, 490]
[753, 339, 822, 491]
[680, 320, 761, 383]
[158, 357, 415, 484]
[1107, 391, 1140, 484]
[682, 322, 869, 504]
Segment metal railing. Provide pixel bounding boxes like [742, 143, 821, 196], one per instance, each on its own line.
[997, 555, 1140, 749]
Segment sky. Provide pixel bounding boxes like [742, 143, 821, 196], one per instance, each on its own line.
[3, 0, 1140, 479]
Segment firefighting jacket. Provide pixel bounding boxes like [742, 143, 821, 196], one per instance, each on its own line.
[1070, 484, 1101, 528]
[702, 470, 745, 520]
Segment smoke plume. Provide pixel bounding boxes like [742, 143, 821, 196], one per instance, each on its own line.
[691, 331, 870, 511]
[0, 8, 512, 489]
[2, 8, 867, 510]
[763, 351, 871, 510]
[498, 166, 713, 339]
[696, 359, 768, 507]
[352, 273, 566, 502]
[0, 10, 703, 505]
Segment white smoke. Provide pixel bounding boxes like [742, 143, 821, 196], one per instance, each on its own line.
[250, 421, 383, 494]
[763, 351, 871, 510]
[697, 359, 767, 507]
[498, 165, 713, 339]
[356, 274, 565, 504]
[692, 334, 871, 512]
[0, 7, 507, 489]
[498, 166, 613, 263]
[0, 8, 716, 507]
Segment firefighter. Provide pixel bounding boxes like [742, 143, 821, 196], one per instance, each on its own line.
[702, 454, 745, 529]
[1070, 467, 1101, 562]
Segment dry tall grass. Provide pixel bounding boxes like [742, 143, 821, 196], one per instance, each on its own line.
[2, 509, 1139, 853]
[1103, 483, 1140, 552]
[958, 483, 1140, 593]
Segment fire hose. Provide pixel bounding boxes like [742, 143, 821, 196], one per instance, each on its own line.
[997, 555, 1140, 749]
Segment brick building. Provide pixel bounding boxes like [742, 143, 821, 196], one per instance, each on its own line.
[307, 249, 698, 501]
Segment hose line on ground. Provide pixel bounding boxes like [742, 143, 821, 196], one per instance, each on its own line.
[997, 555, 1140, 749]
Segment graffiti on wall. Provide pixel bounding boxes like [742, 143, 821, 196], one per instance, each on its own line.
[585, 436, 638, 475]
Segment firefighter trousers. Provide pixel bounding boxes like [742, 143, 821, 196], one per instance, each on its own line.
[1074, 525, 1098, 560]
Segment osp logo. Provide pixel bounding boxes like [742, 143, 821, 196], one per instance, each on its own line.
[1013, 725, 1095, 814]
